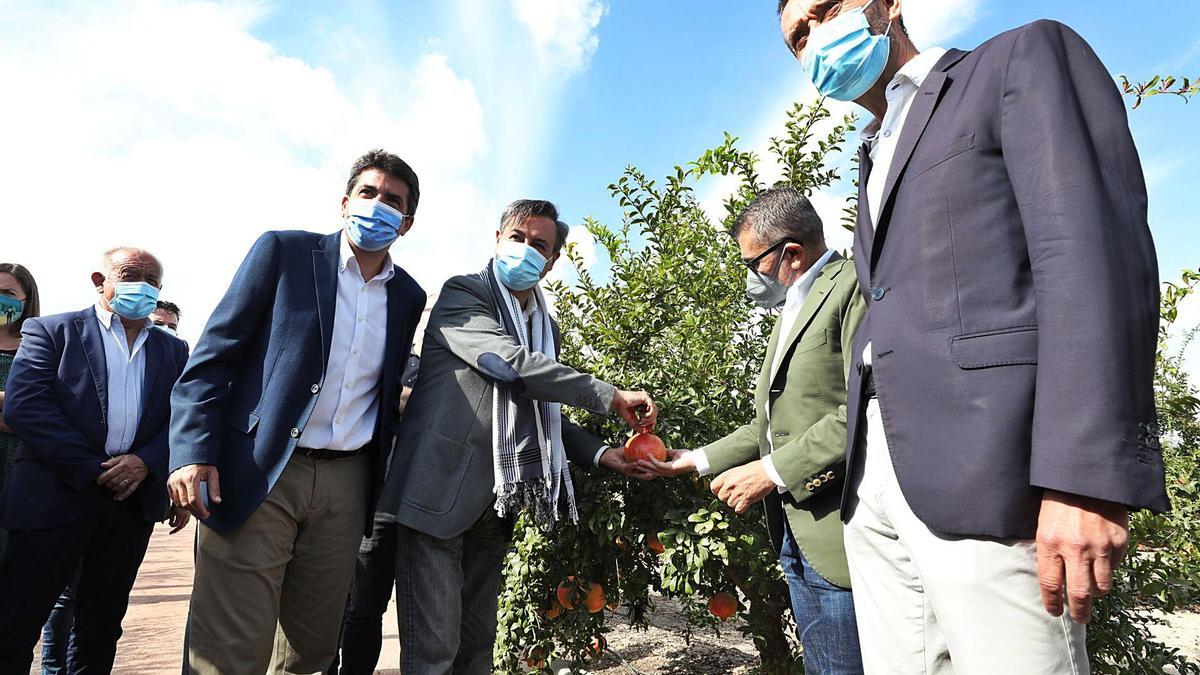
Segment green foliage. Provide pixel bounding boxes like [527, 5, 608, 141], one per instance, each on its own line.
[1089, 269, 1200, 674]
[1120, 74, 1200, 108]
[493, 100, 854, 674]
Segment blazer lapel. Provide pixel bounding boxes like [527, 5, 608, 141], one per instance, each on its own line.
[74, 311, 108, 420]
[870, 49, 966, 270]
[768, 256, 844, 386]
[139, 331, 166, 420]
[313, 231, 341, 369]
[378, 272, 411, 410]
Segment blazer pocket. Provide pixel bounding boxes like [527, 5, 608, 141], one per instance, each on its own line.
[402, 430, 473, 515]
[950, 326, 1038, 369]
[909, 133, 975, 180]
[224, 406, 260, 434]
[794, 331, 829, 355]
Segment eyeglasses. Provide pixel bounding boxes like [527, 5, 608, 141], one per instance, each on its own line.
[741, 238, 800, 280]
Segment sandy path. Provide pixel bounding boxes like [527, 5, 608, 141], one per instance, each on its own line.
[30, 521, 402, 674]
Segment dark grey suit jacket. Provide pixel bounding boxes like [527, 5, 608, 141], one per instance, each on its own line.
[843, 20, 1168, 539]
[376, 266, 614, 539]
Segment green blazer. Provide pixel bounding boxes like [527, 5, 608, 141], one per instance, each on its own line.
[701, 253, 866, 588]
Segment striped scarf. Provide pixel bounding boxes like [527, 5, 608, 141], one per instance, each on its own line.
[485, 261, 578, 528]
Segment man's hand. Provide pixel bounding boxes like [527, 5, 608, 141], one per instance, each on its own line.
[638, 449, 696, 478]
[711, 460, 776, 514]
[167, 464, 222, 520]
[98, 454, 149, 501]
[598, 447, 659, 481]
[610, 390, 658, 429]
[166, 504, 192, 534]
[1036, 489, 1130, 624]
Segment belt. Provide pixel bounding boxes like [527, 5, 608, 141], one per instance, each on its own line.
[294, 445, 369, 460]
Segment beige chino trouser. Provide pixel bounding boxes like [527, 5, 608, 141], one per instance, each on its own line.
[844, 399, 1088, 675]
[185, 453, 370, 675]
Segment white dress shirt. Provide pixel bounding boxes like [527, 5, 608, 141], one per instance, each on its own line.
[861, 47, 947, 367]
[95, 304, 152, 456]
[298, 233, 394, 451]
[692, 248, 836, 488]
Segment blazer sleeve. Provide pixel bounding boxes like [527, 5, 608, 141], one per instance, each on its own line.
[769, 276, 867, 502]
[430, 276, 616, 416]
[1000, 21, 1166, 511]
[561, 415, 605, 468]
[169, 232, 282, 470]
[3, 319, 105, 489]
[699, 418, 762, 477]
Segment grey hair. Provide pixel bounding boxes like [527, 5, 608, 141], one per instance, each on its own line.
[100, 247, 162, 277]
[730, 187, 825, 248]
[499, 199, 569, 254]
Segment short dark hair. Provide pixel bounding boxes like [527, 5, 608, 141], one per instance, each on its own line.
[731, 187, 825, 249]
[345, 150, 421, 216]
[155, 300, 182, 320]
[499, 200, 570, 254]
[0, 262, 40, 334]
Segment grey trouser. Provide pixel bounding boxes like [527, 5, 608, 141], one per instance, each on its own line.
[395, 506, 511, 675]
[844, 399, 1088, 674]
[185, 453, 370, 675]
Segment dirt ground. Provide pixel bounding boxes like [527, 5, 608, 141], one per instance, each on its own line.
[27, 521, 1200, 674]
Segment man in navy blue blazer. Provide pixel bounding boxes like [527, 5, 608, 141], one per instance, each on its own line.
[0, 247, 189, 673]
[169, 150, 427, 674]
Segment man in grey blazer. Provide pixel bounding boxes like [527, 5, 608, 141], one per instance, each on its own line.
[779, 1, 1166, 672]
[376, 199, 657, 674]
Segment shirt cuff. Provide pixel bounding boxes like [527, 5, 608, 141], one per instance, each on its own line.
[593, 446, 608, 467]
[690, 450, 712, 476]
[761, 455, 788, 489]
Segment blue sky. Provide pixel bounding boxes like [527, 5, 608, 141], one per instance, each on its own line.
[2, 0, 1198, 364]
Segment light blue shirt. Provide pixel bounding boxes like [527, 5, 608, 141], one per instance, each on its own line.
[95, 303, 152, 455]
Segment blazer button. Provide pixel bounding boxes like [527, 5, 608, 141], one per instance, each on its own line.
[290, 428, 300, 438]
[871, 287, 887, 302]
[311, 384, 320, 394]
[805, 482, 815, 491]
[824, 471, 835, 481]
[812, 477, 823, 487]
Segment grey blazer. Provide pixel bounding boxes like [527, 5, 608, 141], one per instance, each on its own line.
[844, 20, 1168, 539]
[376, 265, 615, 539]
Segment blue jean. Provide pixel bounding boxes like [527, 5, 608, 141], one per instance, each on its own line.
[40, 566, 81, 675]
[779, 521, 863, 674]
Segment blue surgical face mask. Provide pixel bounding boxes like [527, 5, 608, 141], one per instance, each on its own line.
[346, 198, 406, 252]
[801, 0, 892, 102]
[495, 240, 549, 292]
[0, 295, 24, 327]
[109, 281, 160, 320]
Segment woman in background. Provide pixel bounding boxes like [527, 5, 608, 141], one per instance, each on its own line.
[0, 262, 41, 567]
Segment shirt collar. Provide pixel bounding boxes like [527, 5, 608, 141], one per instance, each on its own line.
[339, 230, 396, 282]
[94, 302, 152, 331]
[860, 47, 948, 142]
[784, 248, 836, 311]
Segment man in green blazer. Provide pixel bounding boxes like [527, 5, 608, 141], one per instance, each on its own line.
[646, 187, 866, 674]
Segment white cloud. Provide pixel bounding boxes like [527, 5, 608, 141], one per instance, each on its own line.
[510, 0, 608, 75]
[0, 1, 491, 344]
[901, 0, 986, 49]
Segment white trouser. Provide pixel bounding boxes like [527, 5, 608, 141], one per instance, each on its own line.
[843, 398, 1088, 674]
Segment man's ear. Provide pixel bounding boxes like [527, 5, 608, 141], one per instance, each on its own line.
[885, 0, 903, 23]
[399, 216, 415, 237]
[340, 195, 350, 220]
[91, 271, 106, 292]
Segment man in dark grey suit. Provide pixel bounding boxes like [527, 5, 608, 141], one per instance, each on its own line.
[780, 1, 1166, 672]
[376, 199, 657, 674]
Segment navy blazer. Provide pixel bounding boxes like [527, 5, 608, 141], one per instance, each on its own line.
[0, 308, 189, 529]
[842, 21, 1168, 540]
[169, 230, 425, 533]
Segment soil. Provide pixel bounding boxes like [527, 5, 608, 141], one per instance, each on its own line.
[26, 522, 1200, 674]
